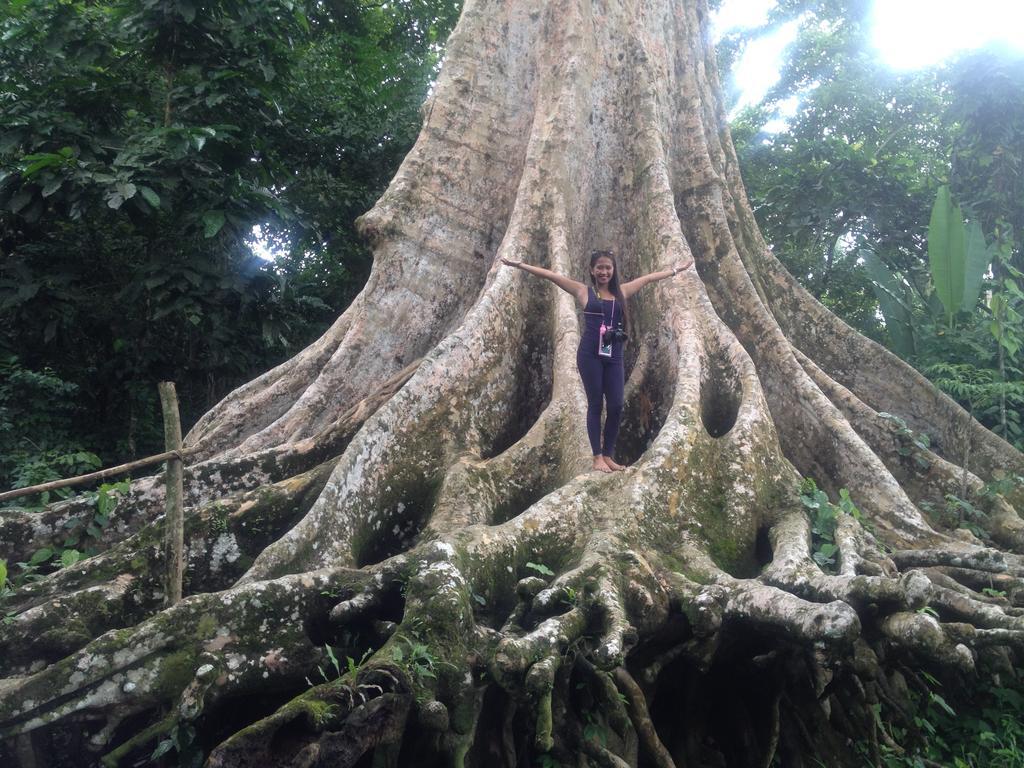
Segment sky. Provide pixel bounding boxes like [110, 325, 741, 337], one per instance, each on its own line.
[715, 0, 1024, 112]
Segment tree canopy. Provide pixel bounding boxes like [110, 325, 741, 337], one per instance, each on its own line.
[0, 0, 460, 494]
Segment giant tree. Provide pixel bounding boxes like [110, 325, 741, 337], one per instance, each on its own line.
[3, 0, 1024, 766]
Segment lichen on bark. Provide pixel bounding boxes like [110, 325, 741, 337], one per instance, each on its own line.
[4, 0, 1024, 766]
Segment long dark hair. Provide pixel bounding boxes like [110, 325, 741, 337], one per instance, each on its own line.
[590, 250, 629, 333]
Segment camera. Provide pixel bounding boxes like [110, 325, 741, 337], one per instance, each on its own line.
[603, 324, 628, 343]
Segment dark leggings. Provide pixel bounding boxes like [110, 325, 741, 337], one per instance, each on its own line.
[576, 352, 624, 457]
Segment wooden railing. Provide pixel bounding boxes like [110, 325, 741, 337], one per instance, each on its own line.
[1, 382, 190, 605]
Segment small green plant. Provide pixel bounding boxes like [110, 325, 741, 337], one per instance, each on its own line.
[346, 648, 373, 676]
[13, 480, 133, 582]
[800, 480, 871, 572]
[582, 712, 608, 746]
[323, 643, 342, 679]
[150, 722, 202, 767]
[306, 645, 373, 687]
[61, 479, 130, 559]
[0, 559, 13, 625]
[944, 493, 989, 537]
[879, 412, 933, 469]
[923, 492, 991, 538]
[526, 561, 555, 577]
[981, 473, 1024, 499]
[391, 636, 440, 680]
[537, 755, 562, 768]
[800, 479, 838, 570]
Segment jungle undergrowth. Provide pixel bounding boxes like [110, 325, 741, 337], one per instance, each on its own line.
[919, 493, 992, 539]
[855, 671, 1024, 767]
[2, 480, 131, 597]
[0, 475, 175, 672]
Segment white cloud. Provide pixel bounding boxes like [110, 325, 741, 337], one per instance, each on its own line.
[871, 0, 1024, 69]
[729, 19, 803, 114]
[712, 0, 777, 37]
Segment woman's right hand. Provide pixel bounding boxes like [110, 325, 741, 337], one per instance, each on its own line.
[500, 256, 522, 268]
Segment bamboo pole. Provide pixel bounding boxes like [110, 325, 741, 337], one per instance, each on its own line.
[0, 447, 197, 504]
[158, 382, 185, 606]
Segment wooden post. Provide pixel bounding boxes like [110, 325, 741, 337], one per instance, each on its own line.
[158, 382, 185, 606]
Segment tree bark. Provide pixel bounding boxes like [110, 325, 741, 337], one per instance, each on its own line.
[3, 1, 1024, 766]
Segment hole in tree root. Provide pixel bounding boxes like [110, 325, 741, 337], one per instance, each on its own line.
[11, 715, 107, 768]
[699, 355, 741, 438]
[490, 465, 561, 526]
[479, 281, 553, 461]
[201, 689, 304, 760]
[617, 335, 675, 466]
[647, 627, 842, 767]
[353, 480, 440, 568]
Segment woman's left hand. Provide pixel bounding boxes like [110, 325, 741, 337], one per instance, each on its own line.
[672, 260, 693, 275]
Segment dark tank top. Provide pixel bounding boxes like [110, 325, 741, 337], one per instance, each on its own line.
[579, 287, 624, 361]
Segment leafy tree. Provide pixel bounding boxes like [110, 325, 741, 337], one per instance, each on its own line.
[728, 2, 1024, 449]
[728, 0, 951, 341]
[0, 0, 459, 487]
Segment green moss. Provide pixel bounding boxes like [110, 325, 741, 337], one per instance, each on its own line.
[196, 613, 218, 638]
[39, 623, 92, 653]
[301, 698, 339, 729]
[657, 552, 713, 584]
[155, 648, 198, 699]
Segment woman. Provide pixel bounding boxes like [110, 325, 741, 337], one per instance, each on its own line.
[501, 250, 691, 472]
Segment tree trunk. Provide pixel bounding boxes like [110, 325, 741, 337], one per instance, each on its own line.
[3, 1, 1024, 766]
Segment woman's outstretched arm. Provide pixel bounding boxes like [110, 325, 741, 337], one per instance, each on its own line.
[620, 260, 692, 299]
[501, 257, 588, 304]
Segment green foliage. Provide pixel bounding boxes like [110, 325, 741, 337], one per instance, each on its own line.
[0, 0, 461, 483]
[526, 562, 555, 577]
[0, 558, 11, 625]
[928, 186, 968, 325]
[729, 3, 949, 341]
[0, 356, 101, 502]
[799, 478, 867, 571]
[878, 412, 932, 470]
[150, 722, 202, 768]
[858, 674, 1024, 768]
[583, 712, 608, 746]
[920, 492, 990, 539]
[391, 635, 440, 681]
[962, 222, 995, 313]
[729, 6, 1024, 450]
[862, 249, 916, 357]
[55, 480, 132, 560]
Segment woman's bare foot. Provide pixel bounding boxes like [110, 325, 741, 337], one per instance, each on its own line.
[603, 456, 625, 471]
[592, 456, 612, 473]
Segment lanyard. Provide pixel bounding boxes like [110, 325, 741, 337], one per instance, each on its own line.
[583, 289, 615, 329]
[598, 296, 614, 331]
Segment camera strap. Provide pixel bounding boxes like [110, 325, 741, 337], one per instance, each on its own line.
[603, 297, 615, 331]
